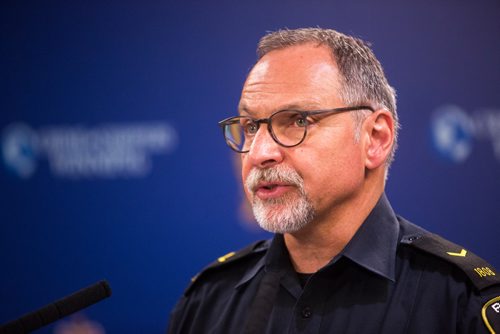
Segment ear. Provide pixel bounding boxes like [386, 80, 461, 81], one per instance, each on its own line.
[364, 110, 394, 170]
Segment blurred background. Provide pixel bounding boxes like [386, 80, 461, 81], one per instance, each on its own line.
[1, 0, 499, 332]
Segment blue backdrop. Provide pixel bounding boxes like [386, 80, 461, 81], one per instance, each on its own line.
[1, 1, 499, 333]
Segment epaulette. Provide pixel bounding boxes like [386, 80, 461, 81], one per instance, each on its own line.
[402, 232, 500, 291]
[184, 239, 269, 296]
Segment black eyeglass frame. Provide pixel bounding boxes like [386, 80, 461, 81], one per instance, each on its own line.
[218, 105, 375, 153]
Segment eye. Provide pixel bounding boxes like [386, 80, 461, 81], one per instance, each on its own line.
[273, 111, 309, 129]
[294, 117, 308, 127]
[243, 121, 259, 135]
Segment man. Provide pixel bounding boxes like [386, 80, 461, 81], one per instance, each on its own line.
[168, 28, 500, 333]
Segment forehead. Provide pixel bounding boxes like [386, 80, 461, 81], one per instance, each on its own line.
[239, 44, 343, 116]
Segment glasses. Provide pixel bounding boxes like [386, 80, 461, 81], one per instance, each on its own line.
[218, 105, 374, 153]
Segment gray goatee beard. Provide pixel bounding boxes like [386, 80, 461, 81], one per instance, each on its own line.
[245, 165, 315, 234]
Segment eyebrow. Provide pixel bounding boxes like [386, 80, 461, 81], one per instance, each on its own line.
[238, 101, 325, 116]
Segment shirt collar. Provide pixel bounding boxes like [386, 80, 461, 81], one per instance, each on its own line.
[235, 235, 291, 289]
[340, 193, 399, 282]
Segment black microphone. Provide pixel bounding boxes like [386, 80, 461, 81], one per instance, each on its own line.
[0, 280, 112, 334]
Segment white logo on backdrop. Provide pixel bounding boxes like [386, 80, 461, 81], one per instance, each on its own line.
[2, 122, 177, 179]
[2, 123, 39, 178]
[430, 105, 500, 163]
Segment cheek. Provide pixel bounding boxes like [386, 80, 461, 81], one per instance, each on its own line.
[240, 157, 252, 197]
[301, 142, 364, 193]
[240, 158, 249, 184]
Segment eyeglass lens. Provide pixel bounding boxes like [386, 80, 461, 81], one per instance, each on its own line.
[223, 110, 307, 152]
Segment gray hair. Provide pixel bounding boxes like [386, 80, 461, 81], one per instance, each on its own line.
[256, 28, 399, 166]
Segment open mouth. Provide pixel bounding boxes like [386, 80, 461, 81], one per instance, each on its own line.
[255, 182, 282, 192]
[261, 184, 278, 190]
[253, 182, 292, 199]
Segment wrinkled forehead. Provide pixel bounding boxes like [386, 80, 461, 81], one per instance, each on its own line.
[238, 44, 343, 117]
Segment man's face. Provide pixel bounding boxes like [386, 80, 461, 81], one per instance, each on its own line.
[239, 44, 367, 234]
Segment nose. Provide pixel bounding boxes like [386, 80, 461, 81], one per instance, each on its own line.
[246, 125, 284, 168]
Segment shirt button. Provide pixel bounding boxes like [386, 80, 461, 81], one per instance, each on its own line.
[301, 306, 312, 319]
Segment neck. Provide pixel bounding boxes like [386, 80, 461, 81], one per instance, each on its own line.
[284, 177, 384, 273]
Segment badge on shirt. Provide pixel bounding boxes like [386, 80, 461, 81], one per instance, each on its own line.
[482, 296, 500, 333]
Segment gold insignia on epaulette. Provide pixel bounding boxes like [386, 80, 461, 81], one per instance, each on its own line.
[475, 267, 496, 278]
[218, 251, 236, 263]
[446, 249, 467, 257]
[408, 233, 500, 290]
[191, 274, 199, 283]
[482, 296, 500, 334]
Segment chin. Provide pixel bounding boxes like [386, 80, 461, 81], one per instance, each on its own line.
[252, 201, 315, 234]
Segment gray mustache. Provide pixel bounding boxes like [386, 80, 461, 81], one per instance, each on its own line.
[245, 166, 304, 193]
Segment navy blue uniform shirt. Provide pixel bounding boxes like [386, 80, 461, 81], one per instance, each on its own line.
[168, 194, 500, 333]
